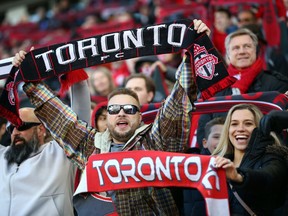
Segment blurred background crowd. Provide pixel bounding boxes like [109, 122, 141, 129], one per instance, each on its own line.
[0, 0, 288, 147]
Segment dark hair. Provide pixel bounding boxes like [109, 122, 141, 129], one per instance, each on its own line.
[125, 73, 156, 95]
[237, 9, 257, 23]
[204, 117, 226, 139]
[108, 88, 140, 106]
[94, 106, 107, 126]
[215, 7, 232, 19]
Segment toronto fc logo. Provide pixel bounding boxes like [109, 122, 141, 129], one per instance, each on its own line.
[5, 69, 19, 105]
[6, 81, 15, 105]
[194, 44, 218, 80]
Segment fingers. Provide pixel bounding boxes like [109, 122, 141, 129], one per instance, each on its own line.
[12, 50, 27, 67]
[214, 156, 233, 168]
[193, 19, 211, 37]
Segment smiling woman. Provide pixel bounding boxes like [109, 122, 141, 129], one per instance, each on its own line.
[212, 103, 288, 216]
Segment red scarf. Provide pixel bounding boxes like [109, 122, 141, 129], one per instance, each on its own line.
[75, 150, 230, 216]
[228, 58, 263, 94]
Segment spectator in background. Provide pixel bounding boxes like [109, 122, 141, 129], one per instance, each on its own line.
[236, 7, 288, 78]
[155, 53, 182, 91]
[213, 103, 288, 215]
[182, 116, 225, 216]
[201, 116, 226, 155]
[90, 101, 108, 132]
[86, 66, 115, 104]
[134, 56, 177, 100]
[80, 14, 100, 29]
[197, 28, 288, 150]
[212, 7, 237, 57]
[224, 28, 288, 95]
[237, 9, 258, 28]
[125, 73, 156, 105]
[133, 1, 155, 26]
[29, 6, 50, 31]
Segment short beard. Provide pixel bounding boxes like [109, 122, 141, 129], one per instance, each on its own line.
[5, 131, 40, 165]
[109, 129, 134, 143]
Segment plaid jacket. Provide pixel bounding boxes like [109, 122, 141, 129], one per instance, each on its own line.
[23, 59, 196, 215]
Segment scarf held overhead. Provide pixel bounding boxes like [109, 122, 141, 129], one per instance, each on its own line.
[75, 150, 230, 216]
[0, 19, 235, 126]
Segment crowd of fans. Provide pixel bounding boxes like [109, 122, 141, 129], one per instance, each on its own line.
[0, 0, 288, 146]
[1, 1, 288, 215]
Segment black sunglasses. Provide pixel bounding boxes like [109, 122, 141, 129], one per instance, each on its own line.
[6, 122, 41, 134]
[107, 104, 140, 115]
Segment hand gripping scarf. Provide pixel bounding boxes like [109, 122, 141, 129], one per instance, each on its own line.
[0, 19, 235, 126]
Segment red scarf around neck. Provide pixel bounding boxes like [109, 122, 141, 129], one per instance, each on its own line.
[228, 58, 263, 94]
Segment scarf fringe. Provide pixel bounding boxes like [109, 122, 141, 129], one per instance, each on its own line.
[200, 75, 236, 100]
[0, 104, 22, 126]
[59, 69, 88, 96]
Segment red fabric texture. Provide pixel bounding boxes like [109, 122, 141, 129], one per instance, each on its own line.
[85, 151, 228, 200]
[227, 58, 263, 94]
[59, 69, 88, 96]
[212, 29, 227, 56]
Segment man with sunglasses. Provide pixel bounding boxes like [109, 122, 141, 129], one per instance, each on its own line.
[0, 107, 77, 216]
[0, 50, 91, 216]
[21, 19, 211, 215]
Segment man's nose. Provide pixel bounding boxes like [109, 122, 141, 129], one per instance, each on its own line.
[118, 108, 126, 115]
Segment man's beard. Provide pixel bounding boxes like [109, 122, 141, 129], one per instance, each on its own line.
[109, 128, 135, 143]
[5, 132, 40, 165]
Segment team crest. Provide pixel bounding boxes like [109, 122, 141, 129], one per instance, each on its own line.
[5, 69, 19, 105]
[6, 81, 15, 105]
[194, 44, 218, 80]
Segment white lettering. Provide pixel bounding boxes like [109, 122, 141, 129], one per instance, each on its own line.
[35, 50, 54, 72]
[155, 156, 172, 180]
[105, 159, 122, 183]
[202, 157, 220, 190]
[101, 33, 120, 53]
[184, 157, 201, 181]
[123, 29, 144, 49]
[122, 158, 140, 182]
[138, 157, 155, 181]
[115, 52, 124, 58]
[93, 160, 104, 185]
[101, 55, 110, 61]
[77, 38, 99, 60]
[168, 24, 186, 47]
[147, 24, 166, 46]
[34, 22, 186, 71]
[170, 156, 185, 180]
[56, 44, 76, 64]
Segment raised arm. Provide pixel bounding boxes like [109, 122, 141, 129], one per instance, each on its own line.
[150, 19, 210, 152]
[13, 49, 96, 169]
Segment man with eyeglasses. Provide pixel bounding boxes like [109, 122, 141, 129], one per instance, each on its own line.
[0, 51, 91, 216]
[20, 19, 210, 215]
